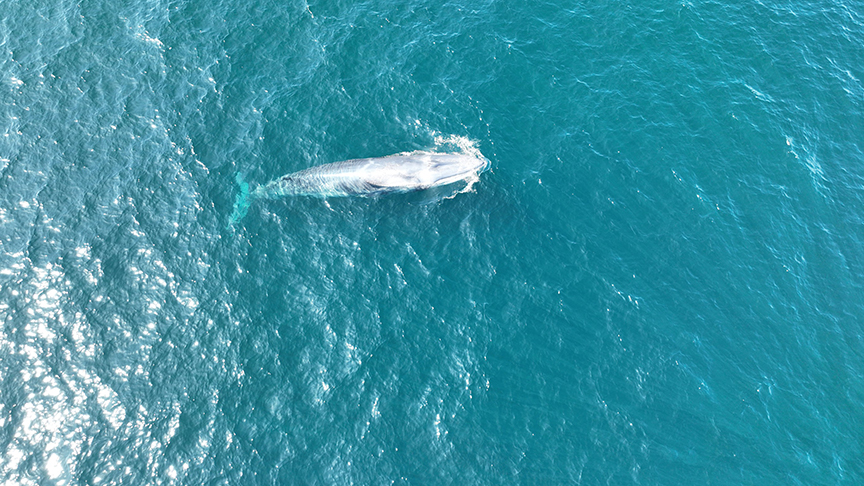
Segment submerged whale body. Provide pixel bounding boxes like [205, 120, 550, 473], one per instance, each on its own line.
[229, 151, 488, 225]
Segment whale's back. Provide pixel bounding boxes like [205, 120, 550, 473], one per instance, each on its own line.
[267, 151, 487, 197]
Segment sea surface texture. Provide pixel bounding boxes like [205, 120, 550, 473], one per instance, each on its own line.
[2, 0, 863, 484]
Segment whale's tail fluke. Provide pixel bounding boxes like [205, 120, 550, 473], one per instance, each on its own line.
[228, 172, 252, 228]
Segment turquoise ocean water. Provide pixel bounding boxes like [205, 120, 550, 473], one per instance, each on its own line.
[2, 0, 863, 483]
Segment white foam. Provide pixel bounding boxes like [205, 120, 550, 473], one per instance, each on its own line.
[431, 133, 485, 162]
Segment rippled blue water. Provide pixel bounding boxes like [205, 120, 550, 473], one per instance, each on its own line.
[2, 0, 863, 484]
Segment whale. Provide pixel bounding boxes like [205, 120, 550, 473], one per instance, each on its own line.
[229, 151, 488, 225]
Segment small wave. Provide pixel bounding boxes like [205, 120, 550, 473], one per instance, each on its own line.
[431, 133, 485, 162]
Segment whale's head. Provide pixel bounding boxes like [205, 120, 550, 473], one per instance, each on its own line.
[420, 152, 489, 186]
[358, 152, 489, 190]
[415, 153, 489, 187]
